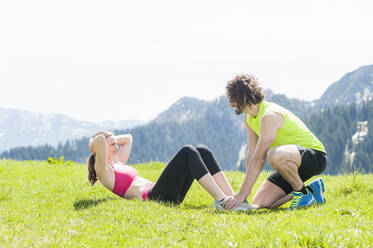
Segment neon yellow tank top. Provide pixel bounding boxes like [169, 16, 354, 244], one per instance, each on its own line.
[246, 101, 326, 153]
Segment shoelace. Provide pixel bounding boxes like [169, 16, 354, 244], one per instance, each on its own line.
[290, 194, 302, 208]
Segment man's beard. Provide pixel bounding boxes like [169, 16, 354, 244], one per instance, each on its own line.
[235, 108, 243, 115]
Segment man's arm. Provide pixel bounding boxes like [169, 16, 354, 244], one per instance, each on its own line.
[222, 112, 284, 210]
[245, 113, 258, 171]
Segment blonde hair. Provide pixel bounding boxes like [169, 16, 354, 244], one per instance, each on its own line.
[87, 131, 114, 185]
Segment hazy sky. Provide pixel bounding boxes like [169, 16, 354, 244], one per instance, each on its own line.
[1, 0, 372, 122]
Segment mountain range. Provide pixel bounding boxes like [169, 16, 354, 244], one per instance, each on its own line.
[0, 108, 144, 152]
[1, 64, 373, 174]
[316, 65, 373, 108]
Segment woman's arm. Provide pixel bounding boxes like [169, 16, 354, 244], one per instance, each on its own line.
[90, 134, 108, 175]
[114, 134, 133, 164]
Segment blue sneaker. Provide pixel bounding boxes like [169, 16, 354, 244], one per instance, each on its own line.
[308, 178, 326, 204]
[289, 188, 316, 210]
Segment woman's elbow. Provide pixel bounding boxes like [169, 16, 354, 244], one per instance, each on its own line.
[128, 134, 133, 142]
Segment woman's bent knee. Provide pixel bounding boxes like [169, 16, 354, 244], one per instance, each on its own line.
[196, 145, 211, 155]
[180, 145, 198, 155]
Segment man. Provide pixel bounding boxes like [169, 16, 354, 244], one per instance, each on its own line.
[222, 74, 327, 210]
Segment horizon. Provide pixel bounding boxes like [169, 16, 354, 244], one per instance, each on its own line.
[1, 0, 372, 122]
[0, 79, 350, 124]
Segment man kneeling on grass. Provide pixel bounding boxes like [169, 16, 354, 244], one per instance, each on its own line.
[222, 74, 327, 210]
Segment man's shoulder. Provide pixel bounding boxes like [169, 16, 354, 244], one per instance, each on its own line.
[262, 112, 284, 127]
[265, 101, 293, 115]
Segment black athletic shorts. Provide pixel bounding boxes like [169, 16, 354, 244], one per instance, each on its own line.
[267, 146, 327, 194]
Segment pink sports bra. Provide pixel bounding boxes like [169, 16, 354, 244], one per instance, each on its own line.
[111, 164, 154, 200]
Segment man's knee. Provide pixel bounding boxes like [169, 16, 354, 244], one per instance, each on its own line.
[267, 148, 286, 169]
[252, 196, 275, 209]
[267, 145, 301, 170]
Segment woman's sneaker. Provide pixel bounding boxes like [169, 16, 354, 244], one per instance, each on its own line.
[235, 201, 259, 211]
[308, 177, 326, 204]
[288, 188, 316, 210]
[212, 199, 224, 210]
[212, 199, 259, 212]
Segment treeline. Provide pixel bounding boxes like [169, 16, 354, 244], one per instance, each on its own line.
[0, 97, 245, 169]
[1, 98, 372, 174]
[0, 138, 91, 163]
[307, 100, 373, 173]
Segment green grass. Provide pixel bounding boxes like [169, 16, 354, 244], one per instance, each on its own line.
[0, 160, 372, 247]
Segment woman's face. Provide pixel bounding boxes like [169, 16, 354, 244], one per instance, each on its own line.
[106, 135, 119, 162]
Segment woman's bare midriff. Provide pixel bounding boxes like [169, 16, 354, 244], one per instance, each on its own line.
[124, 176, 154, 199]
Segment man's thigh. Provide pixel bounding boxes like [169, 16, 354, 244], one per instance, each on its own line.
[267, 144, 302, 168]
[252, 179, 287, 208]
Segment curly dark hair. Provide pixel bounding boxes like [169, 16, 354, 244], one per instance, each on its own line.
[226, 74, 264, 114]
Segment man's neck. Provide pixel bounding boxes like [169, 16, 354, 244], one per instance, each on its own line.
[245, 103, 260, 117]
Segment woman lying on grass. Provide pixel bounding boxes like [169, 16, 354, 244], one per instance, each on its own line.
[87, 131, 257, 211]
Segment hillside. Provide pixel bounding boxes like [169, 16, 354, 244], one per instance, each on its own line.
[307, 100, 373, 173]
[4, 96, 372, 174]
[0, 160, 371, 247]
[153, 97, 210, 124]
[317, 64, 373, 108]
[0, 93, 313, 170]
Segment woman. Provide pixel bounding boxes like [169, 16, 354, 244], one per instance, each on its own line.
[87, 131, 257, 211]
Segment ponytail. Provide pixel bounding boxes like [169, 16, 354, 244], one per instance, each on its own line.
[87, 154, 97, 185]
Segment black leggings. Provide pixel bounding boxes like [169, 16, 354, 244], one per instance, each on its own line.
[148, 145, 222, 204]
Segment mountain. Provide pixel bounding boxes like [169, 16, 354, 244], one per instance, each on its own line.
[0, 108, 144, 152]
[2, 64, 373, 174]
[153, 97, 209, 124]
[262, 89, 314, 119]
[96, 120, 144, 130]
[0, 93, 321, 170]
[316, 65, 373, 108]
[307, 100, 373, 173]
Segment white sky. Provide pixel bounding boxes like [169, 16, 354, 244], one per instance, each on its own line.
[1, 0, 372, 122]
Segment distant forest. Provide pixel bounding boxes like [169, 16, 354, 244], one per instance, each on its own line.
[1, 98, 372, 175]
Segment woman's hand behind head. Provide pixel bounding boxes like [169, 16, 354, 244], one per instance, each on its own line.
[89, 134, 108, 155]
[88, 138, 95, 154]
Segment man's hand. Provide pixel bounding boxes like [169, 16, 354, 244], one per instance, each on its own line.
[222, 193, 246, 211]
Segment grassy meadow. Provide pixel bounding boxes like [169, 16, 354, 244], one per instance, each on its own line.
[0, 159, 372, 247]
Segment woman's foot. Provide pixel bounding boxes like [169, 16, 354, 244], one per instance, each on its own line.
[213, 199, 258, 211]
